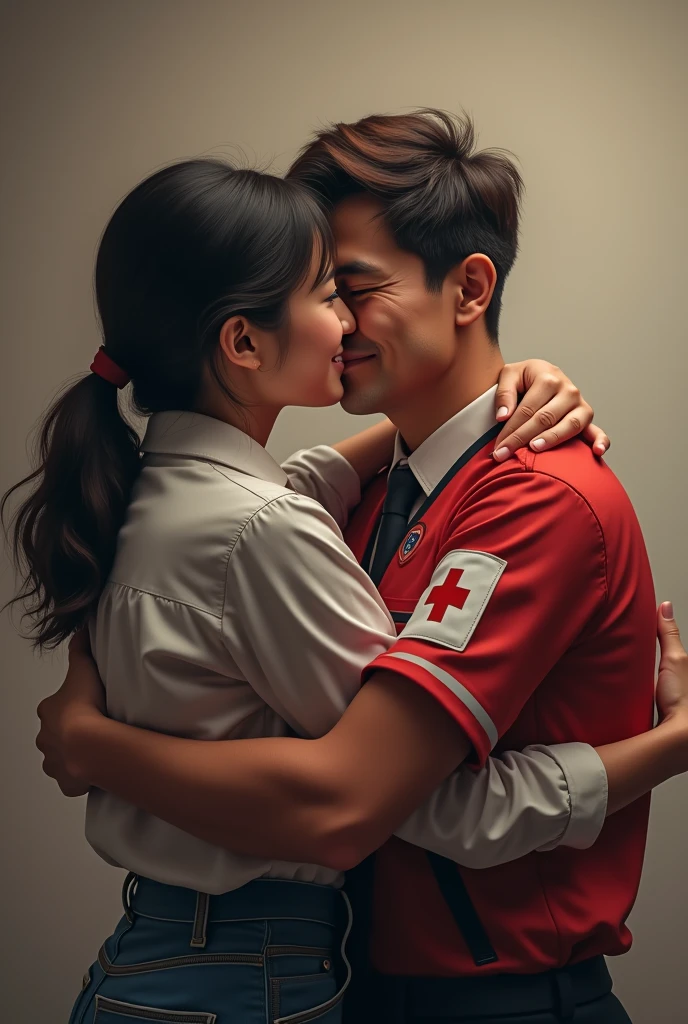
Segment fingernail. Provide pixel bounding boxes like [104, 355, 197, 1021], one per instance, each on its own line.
[531, 438, 546, 450]
[496, 406, 509, 419]
[493, 446, 510, 462]
[662, 601, 674, 619]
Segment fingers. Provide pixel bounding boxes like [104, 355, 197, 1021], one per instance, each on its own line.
[657, 602, 686, 660]
[36, 730, 88, 796]
[493, 384, 589, 462]
[583, 423, 610, 458]
[492, 372, 563, 455]
[494, 363, 526, 421]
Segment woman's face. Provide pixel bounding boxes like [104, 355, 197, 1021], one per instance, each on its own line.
[251, 256, 355, 410]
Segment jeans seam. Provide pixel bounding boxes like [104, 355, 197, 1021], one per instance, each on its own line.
[263, 920, 271, 1024]
[131, 912, 336, 926]
[97, 946, 263, 975]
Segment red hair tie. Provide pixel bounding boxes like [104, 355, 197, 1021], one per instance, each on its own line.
[90, 347, 131, 389]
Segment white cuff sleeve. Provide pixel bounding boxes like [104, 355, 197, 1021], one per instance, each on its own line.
[395, 742, 608, 869]
[281, 446, 362, 530]
[531, 742, 608, 851]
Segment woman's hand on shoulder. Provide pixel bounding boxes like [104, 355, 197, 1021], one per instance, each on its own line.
[492, 359, 610, 462]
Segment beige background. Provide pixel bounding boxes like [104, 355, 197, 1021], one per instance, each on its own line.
[1, 1, 686, 1020]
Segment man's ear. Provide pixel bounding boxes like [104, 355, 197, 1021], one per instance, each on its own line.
[219, 316, 262, 371]
[452, 254, 498, 328]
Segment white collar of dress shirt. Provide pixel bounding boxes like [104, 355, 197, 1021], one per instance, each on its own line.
[391, 385, 499, 496]
[141, 410, 289, 487]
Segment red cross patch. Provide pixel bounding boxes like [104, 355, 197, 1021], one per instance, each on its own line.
[425, 567, 471, 621]
[399, 549, 507, 652]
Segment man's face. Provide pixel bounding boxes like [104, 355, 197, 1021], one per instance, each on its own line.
[332, 194, 459, 417]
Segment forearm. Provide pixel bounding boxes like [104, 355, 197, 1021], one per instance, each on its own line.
[332, 419, 397, 487]
[72, 715, 343, 864]
[596, 715, 687, 815]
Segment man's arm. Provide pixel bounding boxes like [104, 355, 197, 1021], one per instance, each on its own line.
[43, 613, 688, 871]
[39, 606, 688, 870]
[60, 670, 469, 870]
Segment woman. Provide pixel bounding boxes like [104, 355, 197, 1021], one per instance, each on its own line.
[6, 158, 681, 1024]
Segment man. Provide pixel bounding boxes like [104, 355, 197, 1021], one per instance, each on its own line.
[37, 111, 688, 1023]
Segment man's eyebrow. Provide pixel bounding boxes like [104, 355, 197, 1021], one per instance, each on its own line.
[335, 260, 382, 276]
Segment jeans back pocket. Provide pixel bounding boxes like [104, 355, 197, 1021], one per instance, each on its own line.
[93, 995, 216, 1023]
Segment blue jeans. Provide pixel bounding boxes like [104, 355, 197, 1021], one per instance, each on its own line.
[68, 874, 352, 1024]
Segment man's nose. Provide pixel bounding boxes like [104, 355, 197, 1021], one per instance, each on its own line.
[335, 297, 356, 335]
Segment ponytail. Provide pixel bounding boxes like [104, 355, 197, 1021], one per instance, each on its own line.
[2, 372, 140, 648]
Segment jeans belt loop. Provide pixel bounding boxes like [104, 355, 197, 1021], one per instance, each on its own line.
[190, 891, 210, 948]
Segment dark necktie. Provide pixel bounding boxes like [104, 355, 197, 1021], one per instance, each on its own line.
[344, 462, 422, 1023]
[369, 463, 422, 586]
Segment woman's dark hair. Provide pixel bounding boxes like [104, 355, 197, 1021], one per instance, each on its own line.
[287, 108, 523, 341]
[3, 159, 333, 649]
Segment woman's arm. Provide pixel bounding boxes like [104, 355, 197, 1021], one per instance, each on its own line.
[282, 361, 610, 534]
[331, 418, 397, 487]
[300, 360, 610, 495]
[38, 607, 688, 870]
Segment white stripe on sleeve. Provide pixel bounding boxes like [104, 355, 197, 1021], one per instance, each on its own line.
[384, 650, 499, 749]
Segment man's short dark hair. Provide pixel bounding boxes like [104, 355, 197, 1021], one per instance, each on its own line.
[287, 109, 523, 341]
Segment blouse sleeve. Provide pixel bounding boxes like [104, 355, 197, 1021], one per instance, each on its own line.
[281, 446, 361, 531]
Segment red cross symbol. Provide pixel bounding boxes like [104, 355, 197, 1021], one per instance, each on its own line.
[425, 568, 471, 622]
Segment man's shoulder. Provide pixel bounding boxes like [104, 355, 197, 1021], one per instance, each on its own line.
[410, 438, 641, 555]
[452, 438, 633, 518]
[518, 439, 636, 522]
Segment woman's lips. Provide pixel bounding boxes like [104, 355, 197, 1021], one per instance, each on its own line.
[341, 353, 376, 372]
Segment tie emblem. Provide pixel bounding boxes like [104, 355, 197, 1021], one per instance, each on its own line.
[398, 522, 426, 565]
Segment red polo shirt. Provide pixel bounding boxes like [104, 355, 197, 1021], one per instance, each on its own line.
[345, 426, 655, 976]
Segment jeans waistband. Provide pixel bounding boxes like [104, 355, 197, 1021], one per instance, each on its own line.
[125, 874, 344, 928]
[376, 956, 613, 1020]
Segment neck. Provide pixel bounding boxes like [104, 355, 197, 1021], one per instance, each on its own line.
[197, 383, 281, 448]
[387, 332, 505, 451]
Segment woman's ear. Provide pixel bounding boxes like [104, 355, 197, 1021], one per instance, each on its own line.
[219, 316, 262, 370]
[453, 254, 498, 328]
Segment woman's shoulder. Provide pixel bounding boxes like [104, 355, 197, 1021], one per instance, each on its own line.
[233, 485, 343, 548]
[127, 457, 341, 559]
